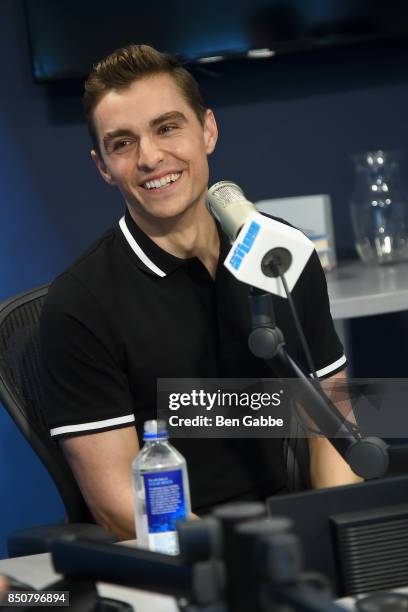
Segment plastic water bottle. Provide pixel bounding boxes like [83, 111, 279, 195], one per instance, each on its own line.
[132, 419, 191, 555]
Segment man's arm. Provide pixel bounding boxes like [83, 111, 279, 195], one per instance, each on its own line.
[41, 277, 143, 540]
[61, 426, 200, 540]
[308, 369, 363, 488]
[61, 426, 139, 541]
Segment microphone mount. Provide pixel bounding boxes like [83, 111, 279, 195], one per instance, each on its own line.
[261, 248, 292, 278]
[248, 276, 389, 481]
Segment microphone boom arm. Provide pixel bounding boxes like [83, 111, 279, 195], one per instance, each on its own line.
[248, 288, 389, 480]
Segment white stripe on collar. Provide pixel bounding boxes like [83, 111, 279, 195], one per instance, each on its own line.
[119, 216, 166, 277]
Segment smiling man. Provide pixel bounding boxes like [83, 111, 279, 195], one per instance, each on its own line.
[40, 45, 359, 540]
[90, 71, 220, 276]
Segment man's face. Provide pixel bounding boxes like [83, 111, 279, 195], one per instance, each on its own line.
[91, 73, 218, 222]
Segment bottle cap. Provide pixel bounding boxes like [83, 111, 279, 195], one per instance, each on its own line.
[143, 419, 169, 440]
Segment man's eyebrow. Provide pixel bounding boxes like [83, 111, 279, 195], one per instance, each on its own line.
[150, 111, 188, 128]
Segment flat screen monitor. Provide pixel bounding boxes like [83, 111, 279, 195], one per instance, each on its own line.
[267, 475, 408, 597]
[23, 0, 408, 82]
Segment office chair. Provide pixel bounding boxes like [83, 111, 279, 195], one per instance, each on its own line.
[0, 284, 116, 557]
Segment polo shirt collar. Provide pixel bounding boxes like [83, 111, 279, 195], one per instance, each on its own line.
[119, 208, 231, 277]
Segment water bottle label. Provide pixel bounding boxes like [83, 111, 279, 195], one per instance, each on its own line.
[147, 530, 179, 555]
[143, 469, 187, 553]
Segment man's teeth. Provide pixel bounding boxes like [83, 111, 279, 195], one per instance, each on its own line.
[143, 173, 181, 189]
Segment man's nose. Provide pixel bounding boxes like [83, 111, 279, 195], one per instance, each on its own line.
[137, 136, 164, 171]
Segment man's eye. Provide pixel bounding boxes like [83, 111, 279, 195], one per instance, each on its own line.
[113, 140, 131, 150]
[158, 125, 176, 135]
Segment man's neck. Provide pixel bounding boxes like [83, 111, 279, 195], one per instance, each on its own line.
[127, 202, 220, 278]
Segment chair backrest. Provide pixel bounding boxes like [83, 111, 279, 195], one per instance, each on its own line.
[0, 285, 93, 523]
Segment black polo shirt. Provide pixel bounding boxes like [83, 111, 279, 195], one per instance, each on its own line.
[40, 209, 346, 513]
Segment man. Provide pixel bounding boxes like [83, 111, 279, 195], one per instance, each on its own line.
[41, 44, 360, 541]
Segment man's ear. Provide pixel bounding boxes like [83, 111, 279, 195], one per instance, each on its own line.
[203, 109, 218, 155]
[91, 149, 116, 186]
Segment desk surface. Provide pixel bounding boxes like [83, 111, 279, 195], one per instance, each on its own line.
[0, 547, 354, 611]
[0, 546, 179, 612]
[2, 548, 406, 611]
[326, 260, 408, 320]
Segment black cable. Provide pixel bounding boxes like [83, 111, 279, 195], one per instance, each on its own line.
[272, 259, 318, 381]
[267, 257, 326, 435]
[272, 259, 329, 435]
[272, 266, 360, 440]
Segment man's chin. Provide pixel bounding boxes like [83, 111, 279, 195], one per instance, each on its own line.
[145, 207, 186, 221]
[128, 200, 195, 223]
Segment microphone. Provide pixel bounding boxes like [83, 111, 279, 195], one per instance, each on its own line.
[206, 181, 314, 297]
[206, 181, 389, 479]
[206, 181, 256, 241]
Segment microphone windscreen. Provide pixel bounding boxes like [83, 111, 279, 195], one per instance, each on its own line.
[206, 181, 256, 241]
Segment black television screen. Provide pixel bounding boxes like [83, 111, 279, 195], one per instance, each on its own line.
[23, 0, 408, 83]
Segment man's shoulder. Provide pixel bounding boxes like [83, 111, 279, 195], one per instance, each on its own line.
[259, 211, 321, 286]
[59, 220, 128, 279]
[65, 226, 118, 278]
[260, 211, 311, 252]
[45, 226, 123, 314]
[259, 211, 294, 229]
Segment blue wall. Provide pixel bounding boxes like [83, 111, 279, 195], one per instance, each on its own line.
[0, 0, 122, 558]
[1, 0, 408, 557]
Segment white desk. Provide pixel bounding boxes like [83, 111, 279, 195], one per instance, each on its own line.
[326, 260, 408, 320]
[0, 548, 355, 611]
[324, 260, 408, 373]
[0, 547, 179, 612]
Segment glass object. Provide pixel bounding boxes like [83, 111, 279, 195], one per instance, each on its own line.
[350, 150, 408, 264]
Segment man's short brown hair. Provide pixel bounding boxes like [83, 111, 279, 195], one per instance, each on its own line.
[83, 44, 206, 153]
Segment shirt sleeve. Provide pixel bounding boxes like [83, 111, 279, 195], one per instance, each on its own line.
[40, 273, 135, 439]
[294, 250, 346, 379]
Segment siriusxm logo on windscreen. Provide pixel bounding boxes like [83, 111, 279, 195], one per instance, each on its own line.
[229, 221, 260, 270]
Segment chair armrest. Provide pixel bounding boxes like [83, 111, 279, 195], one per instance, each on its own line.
[7, 523, 118, 558]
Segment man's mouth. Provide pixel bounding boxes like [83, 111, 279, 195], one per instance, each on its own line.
[142, 172, 182, 190]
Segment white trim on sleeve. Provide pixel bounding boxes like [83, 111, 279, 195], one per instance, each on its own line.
[313, 354, 347, 378]
[50, 413, 135, 437]
[119, 216, 166, 277]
